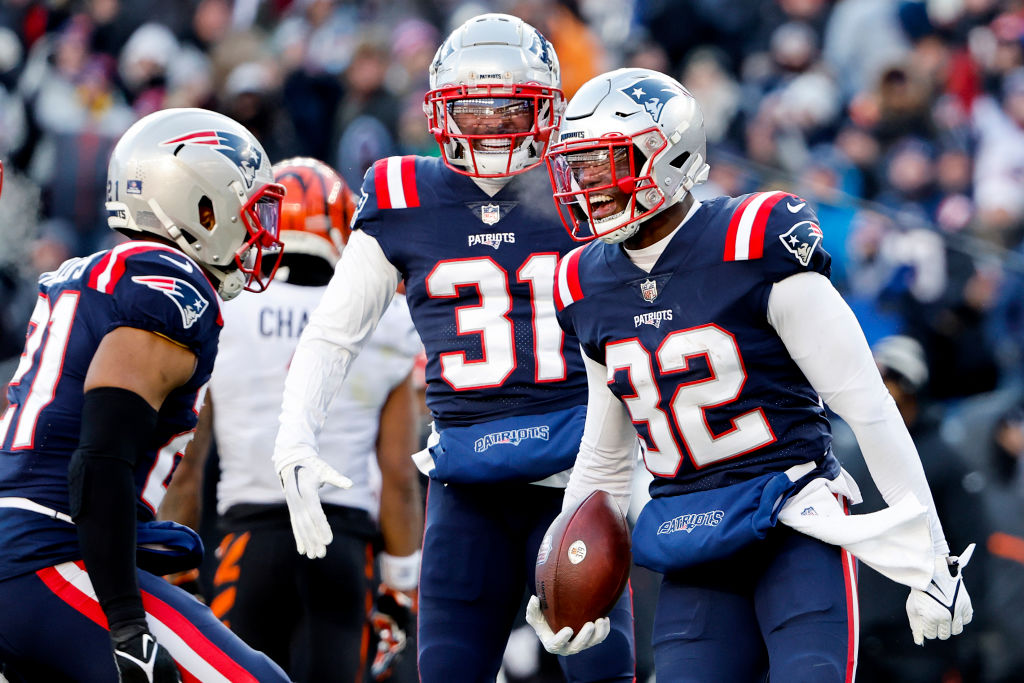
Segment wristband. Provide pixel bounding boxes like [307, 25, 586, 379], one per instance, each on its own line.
[380, 550, 420, 592]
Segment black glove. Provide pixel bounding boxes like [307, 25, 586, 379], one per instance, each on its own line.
[369, 586, 416, 681]
[111, 624, 181, 683]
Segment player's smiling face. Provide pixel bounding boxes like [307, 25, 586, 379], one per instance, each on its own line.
[566, 147, 633, 222]
[450, 98, 534, 153]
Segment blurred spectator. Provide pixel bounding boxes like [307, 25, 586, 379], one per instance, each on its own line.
[19, 18, 134, 255]
[972, 68, 1024, 246]
[681, 47, 741, 145]
[386, 17, 438, 99]
[875, 136, 944, 226]
[509, 0, 607, 97]
[795, 145, 860, 290]
[219, 60, 298, 162]
[334, 36, 399, 138]
[740, 19, 842, 173]
[335, 113, 395, 190]
[118, 21, 178, 115]
[833, 334, 987, 683]
[331, 37, 399, 184]
[823, 0, 911, 100]
[977, 402, 1024, 682]
[0, 167, 42, 365]
[271, 0, 360, 77]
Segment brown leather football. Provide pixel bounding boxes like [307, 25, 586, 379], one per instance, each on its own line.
[534, 489, 631, 633]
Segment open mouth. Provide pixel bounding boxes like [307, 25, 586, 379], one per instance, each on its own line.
[473, 138, 514, 154]
[589, 193, 625, 221]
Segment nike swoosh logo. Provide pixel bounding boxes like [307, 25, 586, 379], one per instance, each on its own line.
[923, 579, 960, 617]
[159, 254, 194, 273]
[115, 633, 158, 669]
[787, 201, 806, 213]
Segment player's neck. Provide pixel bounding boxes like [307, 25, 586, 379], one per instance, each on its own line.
[471, 175, 513, 197]
[623, 193, 694, 250]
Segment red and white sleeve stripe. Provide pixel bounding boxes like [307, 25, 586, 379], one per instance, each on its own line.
[373, 156, 420, 210]
[88, 242, 182, 294]
[555, 245, 586, 311]
[723, 191, 788, 262]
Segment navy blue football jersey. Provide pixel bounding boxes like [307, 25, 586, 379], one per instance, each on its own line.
[556, 191, 835, 495]
[0, 242, 221, 579]
[354, 155, 588, 428]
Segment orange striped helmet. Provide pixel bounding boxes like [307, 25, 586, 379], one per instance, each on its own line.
[272, 157, 356, 266]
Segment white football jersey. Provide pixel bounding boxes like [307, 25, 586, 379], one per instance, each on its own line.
[211, 281, 420, 515]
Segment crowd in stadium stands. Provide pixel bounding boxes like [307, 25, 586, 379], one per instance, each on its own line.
[1, 0, 1024, 681]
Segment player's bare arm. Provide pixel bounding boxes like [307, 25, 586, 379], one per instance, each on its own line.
[376, 372, 423, 560]
[158, 397, 213, 531]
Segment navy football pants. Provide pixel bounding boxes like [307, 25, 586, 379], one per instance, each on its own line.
[0, 560, 288, 682]
[418, 480, 636, 683]
[652, 527, 858, 683]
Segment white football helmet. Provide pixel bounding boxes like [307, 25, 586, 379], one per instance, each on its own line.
[106, 108, 286, 300]
[545, 68, 710, 243]
[424, 13, 563, 178]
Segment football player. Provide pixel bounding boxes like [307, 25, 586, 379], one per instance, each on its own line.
[534, 68, 975, 681]
[159, 156, 423, 682]
[272, 14, 636, 683]
[0, 109, 290, 681]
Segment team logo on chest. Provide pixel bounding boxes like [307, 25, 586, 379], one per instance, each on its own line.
[779, 220, 823, 267]
[640, 278, 658, 302]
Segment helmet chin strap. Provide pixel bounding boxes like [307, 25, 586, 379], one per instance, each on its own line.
[218, 269, 245, 300]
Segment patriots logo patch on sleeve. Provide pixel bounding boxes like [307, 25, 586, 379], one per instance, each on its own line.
[131, 275, 209, 329]
[779, 221, 823, 267]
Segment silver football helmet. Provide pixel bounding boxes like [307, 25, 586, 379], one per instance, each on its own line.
[545, 68, 710, 243]
[424, 13, 563, 178]
[106, 108, 286, 300]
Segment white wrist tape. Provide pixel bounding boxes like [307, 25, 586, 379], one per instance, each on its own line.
[380, 550, 421, 592]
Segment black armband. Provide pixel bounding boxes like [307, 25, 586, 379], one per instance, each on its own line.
[69, 387, 159, 632]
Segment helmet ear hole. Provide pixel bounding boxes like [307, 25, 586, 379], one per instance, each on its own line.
[198, 195, 215, 231]
[670, 151, 691, 169]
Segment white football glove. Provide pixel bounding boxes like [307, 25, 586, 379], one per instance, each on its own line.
[525, 595, 610, 656]
[906, 543, 975, 646]
[278, 456, 353, 559]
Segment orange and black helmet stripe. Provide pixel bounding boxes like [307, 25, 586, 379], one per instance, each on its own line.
[273, 157, 356, 261]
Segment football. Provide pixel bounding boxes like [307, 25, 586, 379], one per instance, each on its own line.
[535, 490, 631, 633]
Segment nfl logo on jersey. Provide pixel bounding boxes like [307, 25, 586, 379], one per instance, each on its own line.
[641, 279, 658, 302]
[481, 204, 500, 225]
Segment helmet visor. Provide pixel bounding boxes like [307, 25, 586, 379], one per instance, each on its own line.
[237, 182, 286, 292]
[547, 138, 646, 241]
[425, 83, 563, 178]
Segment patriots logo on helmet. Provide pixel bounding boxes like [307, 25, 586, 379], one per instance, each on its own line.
[526, 28, 554, 70]
[161, 130, 263, 188]
[131, 275, 209, 329]
[620, 78, 683, 123]
[779, 220, 824, 267]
